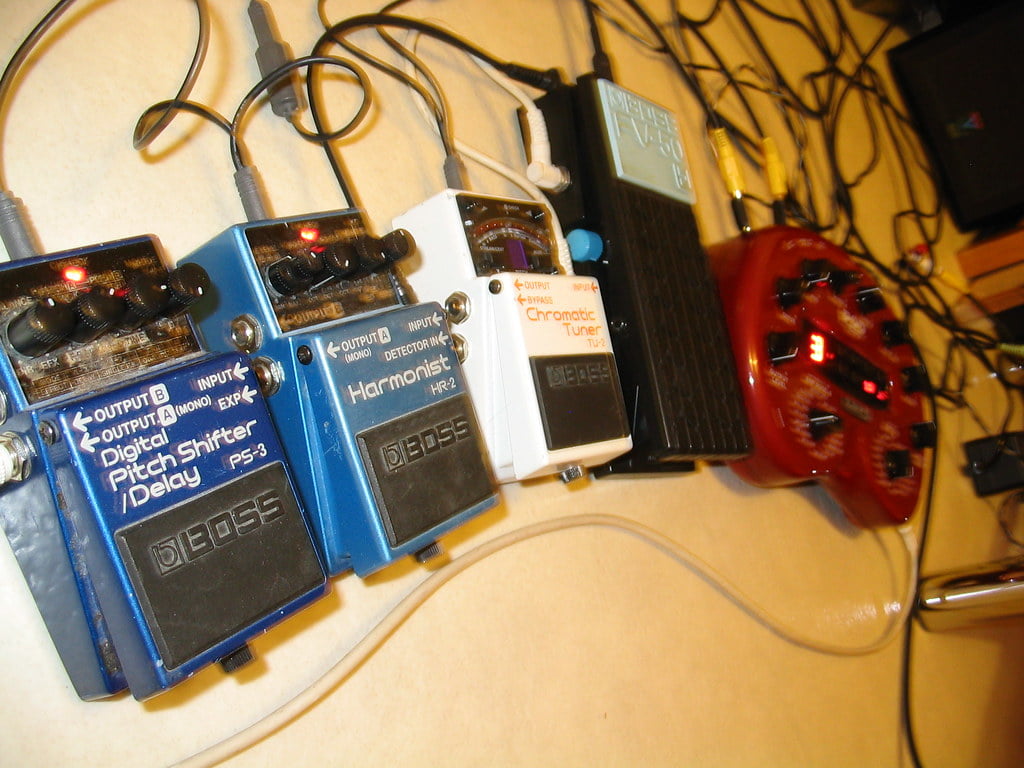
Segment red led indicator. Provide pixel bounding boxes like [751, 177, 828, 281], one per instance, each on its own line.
[863, 380, 877, 395]
[809, 333, 827, 364]
[298, 227, 320, 243]
[62, 265, 88, 283]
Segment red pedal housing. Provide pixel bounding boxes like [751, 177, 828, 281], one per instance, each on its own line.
[708, 227, 934, 526]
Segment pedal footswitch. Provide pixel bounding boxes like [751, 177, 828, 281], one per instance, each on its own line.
[182, 209, 498, 576]
[0, 237, 326, 700]
[394, 190, 632, 483]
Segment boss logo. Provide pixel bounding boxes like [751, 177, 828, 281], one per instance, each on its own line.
[545, 360, 612, 390]
[149, 489, 285, 575]
[382, 416, 472, 471]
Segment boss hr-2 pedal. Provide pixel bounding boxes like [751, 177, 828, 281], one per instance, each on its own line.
[0, 237, 327, 700]
[532, 75, 751, 475]
[393, 190, 632, 483]
[182, 209, 498, 576]
[708, 226, 937, 526]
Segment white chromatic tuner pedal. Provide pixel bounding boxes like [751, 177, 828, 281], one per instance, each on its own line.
[394, 190, 631, 483]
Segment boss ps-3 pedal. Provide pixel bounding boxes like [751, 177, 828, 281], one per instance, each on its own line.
[0, 237, 327, 700]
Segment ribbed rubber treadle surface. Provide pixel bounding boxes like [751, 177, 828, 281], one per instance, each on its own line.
[609, 180, 750, 458]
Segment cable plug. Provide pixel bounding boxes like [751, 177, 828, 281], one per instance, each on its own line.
[443, 153, 468, 191]
[499, 64, 564, 92]
[0, 190, 40, 261]
[247, 0, 302, 120]
[998, 343, 1024, 359]
[710, 127, 750, 232]
[520, 100, 569, 192]
[526, 161, 570, 193]
[234, 165, 270, 222]
[761, 136, 788, 225]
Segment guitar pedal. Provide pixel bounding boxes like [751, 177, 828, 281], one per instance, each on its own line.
[533, 75, 751, 474]
[0, 237, 327, 700]
[708, 226, 936, 526]
[393, 190, 632, 483]
[182, 209, 498, 576]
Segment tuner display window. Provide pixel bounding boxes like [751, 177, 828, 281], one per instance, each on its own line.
[456, 194, 557, 276]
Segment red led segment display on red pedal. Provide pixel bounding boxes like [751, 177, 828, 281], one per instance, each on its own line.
[708, 227, 935, 526]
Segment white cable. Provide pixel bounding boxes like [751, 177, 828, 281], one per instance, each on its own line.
[468, 56, 568, 194]
[397, 30, 574, 274]
[172, 512, 917, 768]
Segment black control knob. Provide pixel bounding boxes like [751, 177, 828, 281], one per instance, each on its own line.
[357, 229, 415, 273]
[379, 229, 414, 262]
[766, 331, 800, 365]
[69, 289, 126, 343]
[7, 299, 76, 357]
[166, 263, 211, 312]
[290, 251, 325, 281]
[323, 243, 359, 280]
[911, 421, 937, 450]
[901, 364, 930, 394]
[854, 286, 886, 314]
[266, 260, 308, 296]
[828, 269, 860, 294]
[881, 320, 911, 348]
[801, 258, 832, 287]
[121, 274, 170, 329]
[885, 449, 913, 480]
[808, 408, 843, 441]
[775, 276, 805, 310]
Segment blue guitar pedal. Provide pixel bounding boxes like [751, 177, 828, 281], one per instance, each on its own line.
[181, 209, 498, 577]
[0, 238, 327, 700]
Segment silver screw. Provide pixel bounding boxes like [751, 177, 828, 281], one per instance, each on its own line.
[38, 421, 59, 445]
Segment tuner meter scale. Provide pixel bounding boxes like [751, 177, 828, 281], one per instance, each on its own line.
[0, 238, 326, 700]
[182, 209, 498, 577]
[708, 227, 936, 526]
[393, 190, 632, 483]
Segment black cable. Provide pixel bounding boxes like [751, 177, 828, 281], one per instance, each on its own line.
[615, 0, 721, 128]
[0, 0, 211, 190]
[315, 14, 563, 92]
[0, 0, 77, 191]
[133, 0, 210, 149]
[310, 11, 564, 195]
[135, 99, 231, 139]
[230, 55, 371, 171]
[582, 1, 615, 81]
[317, 25, 455, 158]
[673, 12, 766, 139]
[592, 0, 664, 50]
[674, 0, 726, 28]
